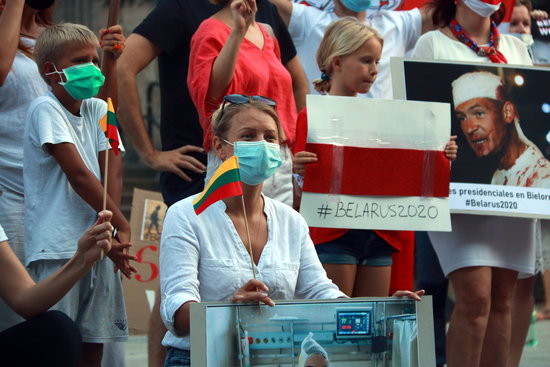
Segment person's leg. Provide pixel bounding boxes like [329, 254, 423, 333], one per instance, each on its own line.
[0, 310, 82, 367]
[538, 269, 550, 319]
[80, 343, 104, 367]
[478, 267, 519, 367]
[414, 231, 448, 367]
[353, 265, 391, 297]
[321, 263, 358, 296]
[508, 276, 536, 367]
[149, 290, 168, 367]
[101, 341, 127, 367]
[446, 266, 492, 367]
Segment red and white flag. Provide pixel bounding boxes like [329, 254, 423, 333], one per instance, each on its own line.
[299, 95, 452, 231]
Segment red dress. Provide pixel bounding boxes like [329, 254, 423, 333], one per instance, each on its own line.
[188, 18, 297, 151]
[294, 108, 414, 293]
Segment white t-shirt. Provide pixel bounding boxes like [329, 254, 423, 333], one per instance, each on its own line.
[288, 4, 422, 99]
[0, 38, 48, 194]
[0, 224, 7, 243]
[160, 194, 345, 350]
[412, 30, 533, 65]
[491, 144, 550, 188]
[23, 93, 108, 265]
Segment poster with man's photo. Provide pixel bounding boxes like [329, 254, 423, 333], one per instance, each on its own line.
[392, 59, 550, 218]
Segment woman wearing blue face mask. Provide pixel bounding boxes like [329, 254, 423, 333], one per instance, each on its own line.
[158, 95, 348, 367]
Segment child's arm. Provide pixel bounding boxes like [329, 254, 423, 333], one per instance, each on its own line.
[292, 151, 317, 211]
[46, 142, 136, 278]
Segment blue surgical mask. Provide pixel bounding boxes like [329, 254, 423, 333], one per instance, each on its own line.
[223, 139, 282, 185]
[339, 0, 372, 12]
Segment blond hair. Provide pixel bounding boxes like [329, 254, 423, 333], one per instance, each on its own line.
[34, 23, 99, 85]
[212, 98, 285, 144]
[313, 17, 383, 94]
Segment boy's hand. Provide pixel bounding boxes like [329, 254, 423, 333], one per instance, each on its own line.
[100, 25, 125, 60]
[107, 237, 137, 279]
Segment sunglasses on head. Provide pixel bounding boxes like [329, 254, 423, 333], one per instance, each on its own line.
[218, 94, 276, 121]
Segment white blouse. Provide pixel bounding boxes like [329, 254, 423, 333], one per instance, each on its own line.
[160, 194, 345, 350]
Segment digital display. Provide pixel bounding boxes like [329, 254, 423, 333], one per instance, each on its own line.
[336, 310, 371, 338]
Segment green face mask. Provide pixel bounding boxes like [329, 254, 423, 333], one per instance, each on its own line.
[46, 62, 105, 100]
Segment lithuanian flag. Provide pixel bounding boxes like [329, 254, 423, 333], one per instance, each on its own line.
[99, 97, 120, 155]
[193, 156, 242, 215]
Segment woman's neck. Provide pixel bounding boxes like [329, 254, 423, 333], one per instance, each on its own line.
[454, 4, 492, 44]
[224, 184, 264, 218]
[20, 7, 41, 38]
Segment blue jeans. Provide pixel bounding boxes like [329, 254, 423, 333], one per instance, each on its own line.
[164, 348, 190, 367]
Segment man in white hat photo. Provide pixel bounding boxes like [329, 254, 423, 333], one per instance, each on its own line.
[452, 71, 550, 188]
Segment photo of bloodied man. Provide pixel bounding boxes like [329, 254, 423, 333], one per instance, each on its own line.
[401, 60, 550, 190]
[452, 71, 550, 188]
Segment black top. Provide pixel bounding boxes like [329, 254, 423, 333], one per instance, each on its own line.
[133, 0, 296, 205]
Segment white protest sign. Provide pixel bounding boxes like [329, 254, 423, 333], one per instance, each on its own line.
[299, 95, 452, 231]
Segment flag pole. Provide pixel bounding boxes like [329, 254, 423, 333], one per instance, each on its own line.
[240, 195, 257, 280]
[99, 0, 120, 258]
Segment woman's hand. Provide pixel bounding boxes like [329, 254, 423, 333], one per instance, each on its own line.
[392, 289, 425, 301]
[293, 151, 317, 176]
[444, 135, 458, 161]
[75, 210, 114, 265]
[100, 25, 125, 60]
[231, 279, 276, 306]
[231, 0, 257, 36]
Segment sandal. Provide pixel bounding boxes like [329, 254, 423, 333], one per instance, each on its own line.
[536, 308, 550, 321]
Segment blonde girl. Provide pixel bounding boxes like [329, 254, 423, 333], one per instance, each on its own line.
[292, 17, 457, 298]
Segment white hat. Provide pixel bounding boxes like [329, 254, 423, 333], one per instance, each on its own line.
[451, 71, 503, 107]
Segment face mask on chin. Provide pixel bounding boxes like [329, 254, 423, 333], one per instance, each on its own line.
[463, 0, 502, 18]
[509, 33, 534, 48]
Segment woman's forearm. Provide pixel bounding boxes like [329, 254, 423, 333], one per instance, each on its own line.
[10, 254, 92, 319]
[207, 28, 246, 102]
[173, 301, 196, 336]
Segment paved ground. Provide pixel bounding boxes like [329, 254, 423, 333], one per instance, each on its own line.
[124, 317, 550, 366]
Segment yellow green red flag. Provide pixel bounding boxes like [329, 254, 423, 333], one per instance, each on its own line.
[99, 97, 120, 155]
[193, 156, 242, 215]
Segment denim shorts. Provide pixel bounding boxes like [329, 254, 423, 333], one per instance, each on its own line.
[315, 229, 396, 266]
[164, 348, 190, 367]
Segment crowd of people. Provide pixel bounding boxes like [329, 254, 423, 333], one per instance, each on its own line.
[0, 0, 549, 366]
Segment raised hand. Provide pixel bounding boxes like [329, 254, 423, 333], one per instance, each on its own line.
[99, 24, 126, 60]
[231, 0, 257, 36]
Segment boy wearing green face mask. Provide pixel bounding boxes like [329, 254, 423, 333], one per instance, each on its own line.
[22, 23, 136, 366]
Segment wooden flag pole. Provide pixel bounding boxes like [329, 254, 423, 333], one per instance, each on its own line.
[240, 195, 257, 280]
[99, 0, 120, 258]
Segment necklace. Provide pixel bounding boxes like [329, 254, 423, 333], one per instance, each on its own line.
[449, 19, 508, 64]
